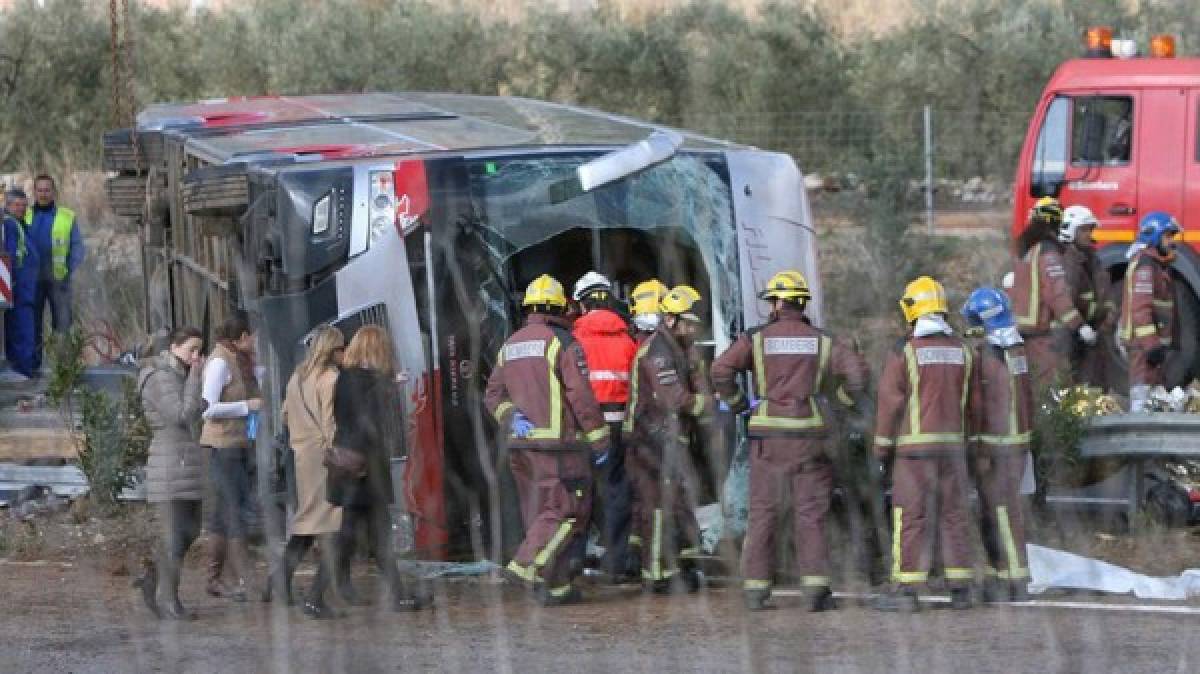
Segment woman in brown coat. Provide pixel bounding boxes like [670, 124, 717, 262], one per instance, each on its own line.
[265, 324, 345, 618]
[134, 327, 206, 620]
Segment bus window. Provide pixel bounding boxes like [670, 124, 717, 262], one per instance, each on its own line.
[1031, 96, 1069, 197]
[1072, 96, 1133, 166]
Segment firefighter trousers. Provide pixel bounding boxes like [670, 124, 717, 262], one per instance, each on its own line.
[891, 452, 973, 587]
[506, 448, 592, 596]
[975, 449, 1029, 581]
[1024, 332, 1072, 392]
[741, 437, 833, 593]
[628, 440, 700, 583]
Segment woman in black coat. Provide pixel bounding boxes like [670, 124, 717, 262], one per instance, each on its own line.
[328, 325, 428, 612]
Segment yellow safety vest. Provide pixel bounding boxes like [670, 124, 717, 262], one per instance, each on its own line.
[24, 206, 75, 281]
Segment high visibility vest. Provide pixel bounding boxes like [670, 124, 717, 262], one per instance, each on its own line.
[25, 206, 75, 281]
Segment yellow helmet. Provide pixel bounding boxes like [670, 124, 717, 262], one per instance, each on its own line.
[1030, 196, 1064, 226]
[899, 276, 948, 323]
[630, 279, 669, 316]
[522, 274, 567, 308]
[660, 285, 703, 321]
[758, 270, 811, 302]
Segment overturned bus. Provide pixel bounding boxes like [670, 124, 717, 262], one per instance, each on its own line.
[105, 93, 821, 559]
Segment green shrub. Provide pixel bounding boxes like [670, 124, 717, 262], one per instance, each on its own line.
[46, 328, 150, 505]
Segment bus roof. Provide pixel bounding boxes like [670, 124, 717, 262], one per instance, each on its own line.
[1045, 57, 1200, 92]
[136, 92, 743, 162]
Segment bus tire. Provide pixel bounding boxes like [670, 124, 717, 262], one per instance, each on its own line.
[182, 166, 249, 217]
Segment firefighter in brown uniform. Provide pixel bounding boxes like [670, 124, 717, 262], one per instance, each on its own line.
[484, 274, 610, 606]
[1010, 197, 1097, 391]
[624, 285, 714, 593]
[1118, 211, 1183, 412]
[1060, 206, 1115, 388]
[873, 276, 979, 611]
[711, 271, 869, 612]
[961, 287, 1033, 602]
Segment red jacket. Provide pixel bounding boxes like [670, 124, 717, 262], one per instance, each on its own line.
[573, 309, 637, 420]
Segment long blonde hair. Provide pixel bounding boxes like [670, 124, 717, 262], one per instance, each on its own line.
[296, 324, 345, 381]
[343, 325, 396, 377]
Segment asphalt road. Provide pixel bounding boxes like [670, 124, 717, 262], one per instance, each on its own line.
[4, 561, 1199, 673]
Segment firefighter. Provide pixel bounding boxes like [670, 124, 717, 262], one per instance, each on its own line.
[872, 276, 978, 612]
[961, 287, 1033, 602]
[620, 278, 669, 566]
[484, 274, 610, 606]
[1118, 212, 1183, 412]
[571, 271, 639, 580]
[1010, 197, 1097, 391]
[630, 278, 669, 343]
[624, 284, 714, 593]
[711, 270, 869, 612]
[1060, 205, 1115, 388]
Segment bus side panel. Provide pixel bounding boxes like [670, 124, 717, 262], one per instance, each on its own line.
[725, 151, 822, 329]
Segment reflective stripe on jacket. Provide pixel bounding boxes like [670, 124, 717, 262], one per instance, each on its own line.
[25, 206, 75, 281]
[484, 313, 609, 451]
[969, 343, 1033, 451]
[572, 308, 637, 407]
[1064, 246, 1114, 325]
[1118, 249, 1176, 351]
[1011, 240, 1084, 335]
[873, 334, 976, 454]
[711, 306, 866, 437]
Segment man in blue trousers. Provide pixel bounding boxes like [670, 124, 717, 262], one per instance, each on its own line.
[26, 174, 85, 372]
[3, 189, 39, 379]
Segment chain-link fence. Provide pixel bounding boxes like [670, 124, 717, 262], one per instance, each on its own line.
[683, 107, 1019, 231]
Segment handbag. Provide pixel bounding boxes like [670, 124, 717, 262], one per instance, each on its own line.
[298, 378, 366, 479]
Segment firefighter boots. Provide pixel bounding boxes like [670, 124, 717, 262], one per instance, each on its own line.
[872, 588, 920, 613]
[744, 588, 773, 611]
[808, 587, 838, 613]
[950, 587, 972, 610]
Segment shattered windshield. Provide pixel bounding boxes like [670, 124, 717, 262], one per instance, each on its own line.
[465, 152, 740, 348]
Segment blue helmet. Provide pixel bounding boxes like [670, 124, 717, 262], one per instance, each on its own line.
[1135, 211, 1182, 248]
[961, 286, 1015, 333]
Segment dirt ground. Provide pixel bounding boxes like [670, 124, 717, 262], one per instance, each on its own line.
[3, 555, 1200, 674]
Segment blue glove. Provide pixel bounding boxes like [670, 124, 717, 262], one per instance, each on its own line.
[592, 451, 609, 467]
[511, 411, 533, 439]
[747, 395, 761, 412]
[246, 411, 260, 441]
[717, 400, 731, 413]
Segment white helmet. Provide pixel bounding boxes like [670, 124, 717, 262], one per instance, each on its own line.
[1059, 205, 1099, 243]
[572, 271, 612, 302]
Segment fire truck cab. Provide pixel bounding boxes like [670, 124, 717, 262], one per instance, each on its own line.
[1013, 32, 1200, 388]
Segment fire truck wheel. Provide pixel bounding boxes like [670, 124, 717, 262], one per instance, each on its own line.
[182, 165, 249, 217]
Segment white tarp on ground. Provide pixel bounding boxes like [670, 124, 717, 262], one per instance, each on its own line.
[1028, 543, 1200, 600]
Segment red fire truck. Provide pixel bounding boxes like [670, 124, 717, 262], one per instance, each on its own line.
[1012, 29, 1200, 388]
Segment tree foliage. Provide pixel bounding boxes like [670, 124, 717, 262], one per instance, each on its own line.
[0, 0, 1182, 179]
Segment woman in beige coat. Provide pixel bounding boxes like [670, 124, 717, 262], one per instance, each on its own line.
[264, 324, 345, 618]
